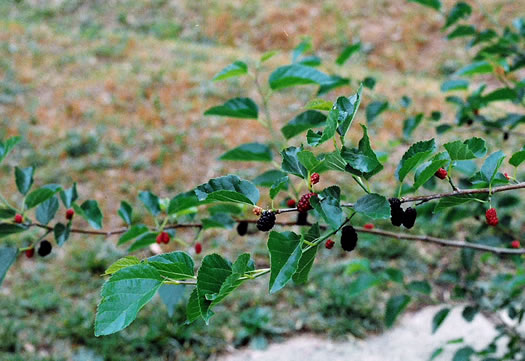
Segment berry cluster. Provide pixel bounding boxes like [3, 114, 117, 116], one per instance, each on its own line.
[297, 193, 317, 213]
[389, 198, 417, 229]
[434, 168, 448, 180]
[341, 226, 358, 252]
[256, 211, 276, 232]
[485, 208, 499, 226]
[156, 231, 171, 244]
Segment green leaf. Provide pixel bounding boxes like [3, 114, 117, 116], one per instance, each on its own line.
[36, 195, 59, 225]
[306, 102, 339, 146]
[320, 151, 348, 172]
[336, 86, 363, 138]
[204, 97, 258, 119]
[462, 306, 478, 322]
[444, 2, 471, 28]
[269, 64, 330, 90]
[396, 139, 437, 182]
[0, 247, 18, 286]
[444, 137, 487, 160]
[0, 208, 15, 219]
[118, 225, 149, 245]
[281, 110, 326, 139]
[158, 284, 185, 317]
[310, 187, 345, 229]
[252, 170, 289, 188]
[336, 42, 361, 65]
[186, 288, 203, 324]
[148, 251, 195, 280]
[260, 50, 279, 63]
[305, 98, 333, 111]
[281, 146, 308, 179]
[213, 61, 248, 81]
[452, 347, 474, 361]
[168, 191, 202, 215]
[196, 254, 233, 322]
[292, 38, 312, 62]
[127, 232, 157, 252]
[0, 223, 26, 238]
[441, 79, 469, 92]
[385, 294, 411, 328]
[366, 101, 388, 123]
[219, 143, 272, 162]
[94, 264, 163, 336]
[434, 194, 487, 212]
[482, 87, 517, 103]
[407, 0, 441, 10]
[297, 55, 321, 67]
[407, 280, 431, 295]
[105, 256, 141, 275]
[297, 151, 328, 174]
[413, 154, 449, 190]
[25, 185, 62, 209]
[354, 193, 390, 220]
[74, 200, 103, 229]
[430, 348, 444, 361]
[209, 253, 253, 310]
[15, 166, 34, 195]
[202, 213, 235, 230]
[509, 150, 525, 167]
[268, 231, 303, 294]
[317, 75, 350, 95]
[194, 175, 259, 205]
[118, 201, 133, 225]
[341, 125, 383, 179]
[60, 183, 78, 208]
[0, 136, 21, 163]
[403, 113, 423, 138]
[139, 191, 161, 216]
[54, 222, 71, 246]
[346, 258, 372, 275]
[269, 176, 289, 199]
[384, 268, 404, 283]
[432, 308, 450, 334]
[481, 151, 505, 184]
[348, 273, 381, 298]
[455, 61, 493, 77]
[447, 24, 476, 39]
[292, 224, 320, 285]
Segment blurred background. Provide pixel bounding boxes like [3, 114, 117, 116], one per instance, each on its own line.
[0, 0, 523, 360]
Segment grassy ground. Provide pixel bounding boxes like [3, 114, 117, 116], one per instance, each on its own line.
[0, 0, 522, 360]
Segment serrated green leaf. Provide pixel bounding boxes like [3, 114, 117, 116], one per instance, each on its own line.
[168, 191, 202, 215]
[118, 225, 149, 245]
[268, 231, 303, 294]
[385, 294, 411, 328]
[509, 150, 525, 167]
[252, 170, 289, 188]
[213, 61, 248, 81]
[482, 87, 517, 103]
[269, 64, 330, 90]
[0, 223, 26, 238]
[148, 251, 195, 280]
[74, 200, 103, 229]
[293, 224, 320, 285]
[297, 151, 328, 174]
[194, 175, 260, 205]
[444, 137, 487, 160]
[269, 176, 289, 199]
[209, 253, 253, 310]
[139, 191, 161, 216]
[317, 75, 350, 95]
[455, 61, 493, 76]
[310, 187, 345, 229]
[219, 143, 272, 162]
[36, 195, 59, 225]
[54, 222, 71, 246]
[204, 97, 258, 119]
[281, 110, 326, 139]
[105, 256, 141, 275]
[305, 98, 333, 111]
[434, 194, 487, 212]
[366, 101, 388, 123]
[127, 232, 157, 252]
[25, 185, 62, 209]
[336, 87, 363, 138]
[60, 183, 78, 208]
[481, 151, 505, 184]
[354, 193, 390, 219]
[281, 146, 308, 179]
[118, 201, 133, 225]
[0, 136, 21, 163]
[201, 213, 235, 230]
[158, 284, 185, 317]
[0, 247, 18, 286]
[94, 264, 163, 336]
[196, 254, 232, 323]
[15, 166, 34, 195]
[413, 154, 449, 191]
[341, 125, 383, 179]
[186, 288, 203, 324]
[396, 139, 437, 182]
[444, 2, 471, 28]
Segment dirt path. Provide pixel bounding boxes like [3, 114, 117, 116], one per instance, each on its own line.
[216, 306, 502, 361]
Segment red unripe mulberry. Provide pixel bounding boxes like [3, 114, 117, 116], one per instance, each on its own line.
[485, 208, 499, 226]
[511, 240, 520, 249]
[195, 242, 202, 254]
[14, 214, 23, 224]
[287, 199, 296, 208]
[310, 173, 320, 185]
[435, 168, 448, 180]
[325, 239, 335, 249]
[297, 193, 317, 213]
[364, 223, 374, 230]
[25, 248, 34, 258]
[66, 209, 75, 220]
[156, 232, 170, 244]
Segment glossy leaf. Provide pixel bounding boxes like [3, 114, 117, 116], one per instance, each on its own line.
[94, 264, 163, 336]
[252, 170, 289, 187]
[317, 75, 350, 95]
[441, 79, 469, 92]
[341, 125, 383, 179]
[292, 224, 320, 285]
[148, 251, 195, 280]
[432, 308, 450, 333]
[74, 200, 103, 229]
[403, 114, 423, 138]
[0, 223, 26, 238]
[54, 222, 71, 246]
[509, 150, 525, 167]
[268, 231, 303, 294]
[354, 193, 390, 220]
[311, 187, 345, 229]
[336, 86, 363, 138]
[104, 256, 141, 275]
[60, 183, 78, 208]
[168, 191, 202, 215]
[444, 137, 487, 160]
[0, 247, 18, 286]
[118, 225, 149, 245]
[481, 151, 505, 184]
[444, 2, 471, 28]
[366, 101, 388, 123]
[281, 146, 308, 179]
[413, 154, 449, 190]
[213, 61, 248, 81]
[455, 61, 493, 76]
[25, 185, 62, 209]
[434, 194, 487, 212]
[128, 232, 157, 252]
[118, 201, 133, 225]
[196, 254, 233, 322]
[204, 97, 258, 119]
[194, 175, 259, 205]
[269, 64, 330, 90]
[305, 98, 333, 111]
[219, 143, 272, 162]
[385, 294, 411, 328]
[15, 166, 34, 195]
[269, 176, 289, 199]
[396, 139, 436, 182]
[336, 42, 361, 65]
[36, 195, 59, 225]
[139, 191, 161, 216]
[0, 136, 21, 163]
[281, 110, 326, 139]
